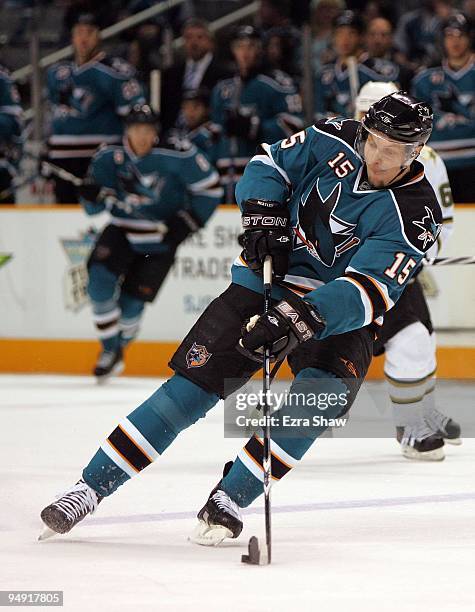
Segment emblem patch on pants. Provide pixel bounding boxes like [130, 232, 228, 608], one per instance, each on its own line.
[186, 342, 213, 368]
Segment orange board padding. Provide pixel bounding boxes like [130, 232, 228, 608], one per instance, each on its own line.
[0, 339, 474, 379]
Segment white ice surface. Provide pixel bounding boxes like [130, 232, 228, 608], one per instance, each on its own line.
[1, 375, 474, 612]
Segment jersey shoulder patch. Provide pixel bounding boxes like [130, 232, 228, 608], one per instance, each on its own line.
[100, 56, 136, 78]
[313, 118, 360, 152]
[390, 174, 443, 254]
[258, 70, 296, 92]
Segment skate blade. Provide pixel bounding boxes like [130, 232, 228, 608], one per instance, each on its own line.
[95, 361, 125, 385]
[401, 446, 445, 461]
[189, 520, 233, 546]
[445, 437, 462, 446]
[38, 526, 58, 541]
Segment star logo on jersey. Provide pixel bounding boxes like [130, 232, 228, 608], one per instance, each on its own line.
[412, 206, 441, 249]
[0, 253, 12, 270]
[294, 178, 360, 266]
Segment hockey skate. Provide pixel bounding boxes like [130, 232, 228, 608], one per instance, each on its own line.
[190, 462, 243, 546]
[39, 479, 102, 540]
[396, 424, 445, 461]
[424, 408, 462, 445]
[93, 347, 124, 382]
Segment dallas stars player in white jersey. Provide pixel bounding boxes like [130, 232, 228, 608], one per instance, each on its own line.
[355, 81, 461, 460]
[39, 92, 444, 545]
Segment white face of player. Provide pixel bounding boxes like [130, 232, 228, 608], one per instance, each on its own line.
[361, 127, 422, 188]
[182, 99, 209, 130]
[126, 124, 157, 157]
[72, 24, 100, 65]
[444, 31, 472, 63]
[232, 39, 262, 75]
[334, 26, 361, 58]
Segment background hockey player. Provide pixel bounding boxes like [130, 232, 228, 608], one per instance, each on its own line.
[355, 81, 461, 461]
[412, 12, 475, 203]
[315, 10, 402, 119]
[45, 12, 145, 203]
[211, 25, 303, 202]
[173, 87, 221, 165]
[39, 93, 442, 544]
[78, 104, 223, 380]
[0, 65, 23, 204]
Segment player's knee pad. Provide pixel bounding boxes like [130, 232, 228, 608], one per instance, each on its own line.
[271, 367, 351, 460]
[128, 374, 219, 453]
[88, 263, 120, 304]
[384, 322, 436, 381]
[119, 291, 145, 319]
[118, 292, 145, 345]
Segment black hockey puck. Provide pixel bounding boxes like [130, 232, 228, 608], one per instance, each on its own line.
[241, 536, 260, 565]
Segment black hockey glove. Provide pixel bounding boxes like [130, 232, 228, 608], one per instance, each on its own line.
[238, 294, 325, 362]
[239, 199, 292, 278]
[224, 109, 260, 140]
[163, 209, 202, 249]
[78, 177, 102, 202]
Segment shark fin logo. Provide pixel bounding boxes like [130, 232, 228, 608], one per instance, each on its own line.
[412, 206, 441, 249]
[294, 178, 360, 266]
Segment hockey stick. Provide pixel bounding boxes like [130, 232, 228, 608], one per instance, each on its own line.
[41, 161, 83, 187]
[41, 161, 167, 231]
[424, 256, 475, 266]
[347, 56, 360, 116]
[242, 255, 273, 566]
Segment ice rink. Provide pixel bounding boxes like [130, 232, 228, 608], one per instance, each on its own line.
[2, 374, 474, 612]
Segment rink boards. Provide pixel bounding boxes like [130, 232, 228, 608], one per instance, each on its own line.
[0, 205, 474, 378]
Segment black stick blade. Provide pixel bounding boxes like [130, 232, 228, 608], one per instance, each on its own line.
[241, 536, 260, 565]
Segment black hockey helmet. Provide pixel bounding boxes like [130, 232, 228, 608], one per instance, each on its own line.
[361, 91, 433, 145]
[442, 12, 472, 37]
[232, 25, 262, 43]
[333, 10, 365, 34]
[125, 104, 159, 129]
[356, 91, 433, 170]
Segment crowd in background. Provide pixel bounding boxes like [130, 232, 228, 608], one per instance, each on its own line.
[0, 0, 474, 204]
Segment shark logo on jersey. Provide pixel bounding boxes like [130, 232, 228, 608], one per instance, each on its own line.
[324, 117, 352, 131]
[294, 178, 360, 266]
[412, 206, 441, 249]
[119, 167, 165, 203]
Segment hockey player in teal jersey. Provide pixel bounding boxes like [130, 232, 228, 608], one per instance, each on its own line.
[39, 93, 441, 543]
[315, 11, 402, 120]
[46, 13, 145, 203]
[172, 88, 221, 168]
[0, 65, 22, 204]
[211, 25, 303, 201]
[78, 104, 223, 380]
[412, 12, 475, 202]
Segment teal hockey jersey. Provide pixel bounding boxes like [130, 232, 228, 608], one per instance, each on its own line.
[234, 118, 442, 339]
[47, 52, 145, 159]
[211, 69, 303, 194]
[80, 136, 223, 254]
[412, 59, 475, 170]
